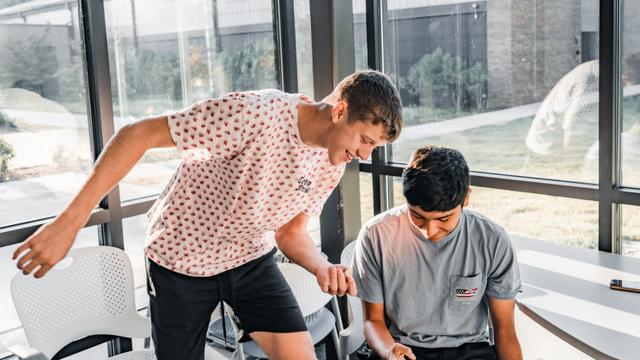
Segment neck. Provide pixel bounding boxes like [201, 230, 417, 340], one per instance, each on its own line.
[297, 102, 334, 148]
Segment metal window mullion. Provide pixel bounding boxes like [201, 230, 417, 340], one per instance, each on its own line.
[311, 0, 359, 267]
[0, 209, 111, 248]
[613, 1, 624, 254]
[79, 0, 129, 355]
[599, 0, 622, 253]
[365, 0, 390, 215]
[366, 0, 382, 71]
[273, 0, 298, 93]
[613, 188, 640, 206]
[80, 0, 124, 249]
[360, 162, 601, 201]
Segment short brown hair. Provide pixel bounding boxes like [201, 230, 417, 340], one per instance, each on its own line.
[338, 70, 403, 142]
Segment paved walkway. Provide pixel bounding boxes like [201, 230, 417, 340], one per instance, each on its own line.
[398, 102, 541, 141]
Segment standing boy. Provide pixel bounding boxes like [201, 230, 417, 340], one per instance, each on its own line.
[14, 70, 403, 360]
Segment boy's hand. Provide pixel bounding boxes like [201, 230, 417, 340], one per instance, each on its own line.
[386, 343, 416, 360]
[315, 264, 357, 296]
[12, 218, 79, 278]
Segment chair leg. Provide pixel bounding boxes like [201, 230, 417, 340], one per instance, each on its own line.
[232, 343, 246, 360]
[330, 326, 344, 360]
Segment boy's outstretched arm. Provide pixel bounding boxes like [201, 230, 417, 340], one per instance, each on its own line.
[363, 301, 416, 360]
[13, 116, 175, 278]
[489, 297, 523, 360]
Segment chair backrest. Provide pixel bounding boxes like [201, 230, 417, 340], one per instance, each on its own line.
[10, 246, 150, 359]
[340, 240, 356, 267]
[278, 262, 332, 317]
[338, 241, 366, 359]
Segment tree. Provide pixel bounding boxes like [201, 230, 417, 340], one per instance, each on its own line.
[0, 138, 15, 182]
[404, 47, 487, 111]
[126, 48, 181, 99]
[405, 48, 459, 109]
[465, 61, 487, 110]
[0, 33, 57, 93]
[219, 39, 277, 91]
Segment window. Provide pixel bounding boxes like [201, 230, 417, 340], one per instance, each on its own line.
[380, 1, 599, 183]
[105, 0, 279, 201]
[622, 2, 640, 188]
[359, 173, 374, 224]
[294, 0, 314, 98]
[122, 214, 152, 309]
[622, 205, 640, 258]
[467, 187, 597, 248]
[0, 0, 92, 227]
[353, 0, 368, 71]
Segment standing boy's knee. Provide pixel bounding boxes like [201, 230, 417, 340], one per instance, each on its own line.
[250, 331, 316, 360]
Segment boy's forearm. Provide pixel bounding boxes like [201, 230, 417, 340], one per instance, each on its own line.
[364, 319, 396, 359]
[495, 331, 523, 360]
[276, 230, 329, 273]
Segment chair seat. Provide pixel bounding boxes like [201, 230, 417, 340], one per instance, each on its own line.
[109, 350, 156, 360]
[242, 307, 336, 358]
[106, 346, 232, 360]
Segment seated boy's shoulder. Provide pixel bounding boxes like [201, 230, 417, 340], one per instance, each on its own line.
[362, 206, 406, 235]
[464, 209, 509, 240]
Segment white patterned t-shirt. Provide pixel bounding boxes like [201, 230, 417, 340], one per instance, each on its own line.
[144, 89, 345, 276]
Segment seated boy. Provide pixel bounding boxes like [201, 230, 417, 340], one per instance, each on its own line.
[352, 146, 522, 360]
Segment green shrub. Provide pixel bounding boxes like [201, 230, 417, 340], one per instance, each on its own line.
[0, 33, 57, 94]
[0, 138, 15, 182]
[404, 47, 487, 111]
[0, 111, 17, 129]
[219, 39, 277, 91]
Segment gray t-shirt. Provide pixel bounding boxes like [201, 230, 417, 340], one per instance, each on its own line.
[352, 205, 521, 348]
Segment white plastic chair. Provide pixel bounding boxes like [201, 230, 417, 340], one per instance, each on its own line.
[9, 246, 231, 360]
[334, 240, 366, 360]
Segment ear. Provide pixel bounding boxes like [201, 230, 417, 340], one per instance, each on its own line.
[332, 101, 347, 124]
[463, 187, 472, 207]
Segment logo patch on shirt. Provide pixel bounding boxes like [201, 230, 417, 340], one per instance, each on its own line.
[455, 287, 478, 298]
[295, 177, 312, 193]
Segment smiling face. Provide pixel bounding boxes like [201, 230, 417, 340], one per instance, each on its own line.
[325, 102, 389, 165]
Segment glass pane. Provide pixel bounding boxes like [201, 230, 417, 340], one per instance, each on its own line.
[353, 0, 367, 71]
[294, 0, 314, 98]
[360, 172, 373, 224]
[622, 205, 640, 259]
[392, 179, 597, 249]
[622, 2, 640, 188]
[384, 1, 599, 183]
[104, 0, 279, 201]
[0, 0, 92, 227]
[122, 215, 152, 310]
[0, 226, 98, 353]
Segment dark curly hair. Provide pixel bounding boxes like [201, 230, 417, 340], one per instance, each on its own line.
[338, 70, 403, 142]
[402, 146, 469, 212]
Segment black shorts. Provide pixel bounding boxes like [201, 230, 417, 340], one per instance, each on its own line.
[146, 247, 307, 360]
[364, 342, 496, 360]
[408, 342, 496, 360]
